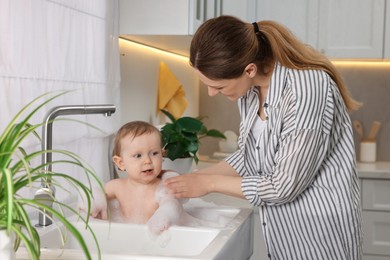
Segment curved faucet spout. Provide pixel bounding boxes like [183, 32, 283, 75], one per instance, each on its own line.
[36, 104, 116, 226]
[41, 105, 116, 177]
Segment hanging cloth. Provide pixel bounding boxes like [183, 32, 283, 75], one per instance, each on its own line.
[157, 62, 188, 119]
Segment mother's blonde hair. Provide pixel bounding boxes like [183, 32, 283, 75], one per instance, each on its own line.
[190, 15, 360, 111]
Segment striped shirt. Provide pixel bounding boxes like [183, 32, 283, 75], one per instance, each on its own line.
[226, 63, 362, 260]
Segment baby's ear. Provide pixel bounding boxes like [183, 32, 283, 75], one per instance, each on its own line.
[112, 155, 124, 171]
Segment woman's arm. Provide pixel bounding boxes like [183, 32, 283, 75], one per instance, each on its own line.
[193, 160, 239, 176]
[164, 161, 245, 199]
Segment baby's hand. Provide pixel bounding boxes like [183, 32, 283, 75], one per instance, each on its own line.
[147, 198, 183, 236]
[147, 210, 171, 235]
[78, 185, 108, 220]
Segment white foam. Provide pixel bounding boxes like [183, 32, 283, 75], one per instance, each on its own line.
[105, 198, 234, 229]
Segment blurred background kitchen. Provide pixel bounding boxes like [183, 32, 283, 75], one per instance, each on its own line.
[2, 1, 389, 260]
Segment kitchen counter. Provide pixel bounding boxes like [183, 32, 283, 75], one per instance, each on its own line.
[357, 161, 390, 179]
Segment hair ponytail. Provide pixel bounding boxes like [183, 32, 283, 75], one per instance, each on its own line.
[257, 20, 360, 111]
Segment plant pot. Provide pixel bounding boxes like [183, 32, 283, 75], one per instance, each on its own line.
[162, 157, 194, 174]
[0, 230, 16, 260]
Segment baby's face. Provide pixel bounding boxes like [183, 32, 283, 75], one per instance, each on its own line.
[119, 132, 163, 184]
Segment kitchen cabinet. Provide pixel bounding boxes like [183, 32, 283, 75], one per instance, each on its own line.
[119, 0, 203, 56]
[119, 0, 389, 59]
[361, 179, 390, 258]
[317, 0, 385, 59]
[358, 162, 390, 259]
[256, 0, 387, 59]
[255, 0, 319, 48]
[119, 0, 202, 35]
[119, 0, 258, 56]
[385, 1, 390, 59]
[216, 0, 256, 23]
[120, 0, 256, 35]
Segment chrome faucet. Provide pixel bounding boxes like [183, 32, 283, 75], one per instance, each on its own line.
[35, 104, 116, 226]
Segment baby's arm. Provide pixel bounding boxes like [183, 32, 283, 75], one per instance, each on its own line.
[78, 183, 108, 220]
[147, 171, 185, 235]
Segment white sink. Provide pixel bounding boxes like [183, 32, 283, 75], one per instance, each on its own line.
[16, 206, 253, 260]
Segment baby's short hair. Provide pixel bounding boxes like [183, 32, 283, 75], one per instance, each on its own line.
[112, 121, 161, 157]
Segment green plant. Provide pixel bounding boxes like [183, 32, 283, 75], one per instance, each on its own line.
[160, 109, 226, 164]
[0, 91, 101, 260]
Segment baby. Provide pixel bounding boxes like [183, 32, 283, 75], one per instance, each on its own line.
[81, 121, 185, 235]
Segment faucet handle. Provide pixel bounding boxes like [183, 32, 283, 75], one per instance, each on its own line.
[34, 187, 55, 226]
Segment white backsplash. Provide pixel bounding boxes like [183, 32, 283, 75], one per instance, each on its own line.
[119, 39, 199, 125]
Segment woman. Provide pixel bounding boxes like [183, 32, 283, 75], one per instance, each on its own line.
[165, 15, 362, 259]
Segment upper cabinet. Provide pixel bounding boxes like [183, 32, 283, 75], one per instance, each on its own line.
[317, 0, 385, 59]
[120, 0, 200, 35]
[255, 0, 319, 49]
[385, 1, 390, 59]
[256, 0, 387, 59]
[119, 0, 257, 35]
[119, 0, 225, 56]
[216, 0, 256, 23]
[119, 0, 389, 59]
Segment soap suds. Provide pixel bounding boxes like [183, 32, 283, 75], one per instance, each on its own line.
[106, 197, 233, 229]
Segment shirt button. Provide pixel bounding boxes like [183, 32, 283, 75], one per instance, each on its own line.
[268, 253, 271, 258]
[262, 222, 266, 226]
[266, 116, 269, 120]
[264, 103, 268, 108]
[256, 146, 260, 150]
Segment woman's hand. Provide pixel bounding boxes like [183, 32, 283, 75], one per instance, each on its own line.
[164, 173, 212, 199]
[164, 171, 245, 199]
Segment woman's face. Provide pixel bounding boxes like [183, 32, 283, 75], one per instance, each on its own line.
[195, 67, 255, 101]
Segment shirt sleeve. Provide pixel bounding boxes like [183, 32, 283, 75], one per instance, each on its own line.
[242, 129, 329, 206]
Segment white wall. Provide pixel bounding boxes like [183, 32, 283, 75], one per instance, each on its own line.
[118, 39, 199, 126]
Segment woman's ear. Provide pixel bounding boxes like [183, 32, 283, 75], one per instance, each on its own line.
[112, 155, 124, 171]
[244, 63, 257, 78]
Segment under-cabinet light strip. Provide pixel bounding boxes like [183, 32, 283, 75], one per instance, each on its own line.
[119, 38, 189, 61]
[332, 60, 390, 67]
[119, 38, 390, 67]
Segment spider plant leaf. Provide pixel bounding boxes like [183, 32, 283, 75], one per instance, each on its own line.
[0, 90, 70, 146]
[13, 202, 40, 253]
[1, 90, 103, 260]
[3, 168, 14, 234]
[10, 222, 40, 259]
[20, 199, 100, 260]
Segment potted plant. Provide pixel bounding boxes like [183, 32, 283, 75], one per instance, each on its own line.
[160, 109, 226, 166]
[0, 91, 101, 260]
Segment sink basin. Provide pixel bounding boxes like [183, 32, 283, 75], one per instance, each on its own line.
[16, 205, 253, 260]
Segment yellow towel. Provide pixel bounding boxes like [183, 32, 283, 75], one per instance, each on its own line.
[157, 62, 188, 119]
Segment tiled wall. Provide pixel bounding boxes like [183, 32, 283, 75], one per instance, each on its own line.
[199, 62, 390, 162]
